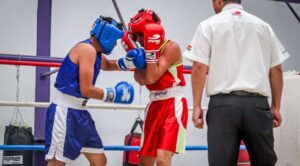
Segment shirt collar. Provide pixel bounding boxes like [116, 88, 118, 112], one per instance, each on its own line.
[222, 3, 243, 12]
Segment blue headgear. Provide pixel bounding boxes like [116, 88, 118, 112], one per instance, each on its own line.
[90, 16, 124, 54]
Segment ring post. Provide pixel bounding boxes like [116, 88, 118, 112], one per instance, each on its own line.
[34, 0, 52, 165]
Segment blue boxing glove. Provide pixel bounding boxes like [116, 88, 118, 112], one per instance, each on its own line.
[102, 81, 134, 104]
[117, 48, 146, 70]
[133, 48, 146, 69]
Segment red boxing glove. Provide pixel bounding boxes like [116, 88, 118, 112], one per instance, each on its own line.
[143, 23, 165, 63]
[121, 31, 137, 52]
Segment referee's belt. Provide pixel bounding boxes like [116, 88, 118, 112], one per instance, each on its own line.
[221, 91, 264, 97]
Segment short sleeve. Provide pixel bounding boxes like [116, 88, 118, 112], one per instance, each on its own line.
[269, 26, 289, 67]
[183, 21, 211, 65]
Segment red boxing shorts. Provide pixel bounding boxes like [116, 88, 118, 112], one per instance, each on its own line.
[139, 87, 188, 157]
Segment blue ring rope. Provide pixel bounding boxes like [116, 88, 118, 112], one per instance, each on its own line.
[0, 145, 246, 151]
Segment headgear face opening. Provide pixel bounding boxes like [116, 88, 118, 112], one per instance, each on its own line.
[128, 9, 162, 35]
[90, 16, 124, 54]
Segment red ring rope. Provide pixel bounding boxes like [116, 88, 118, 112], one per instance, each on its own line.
[0, 59, 194, 74]
[0, 59, 61, 67]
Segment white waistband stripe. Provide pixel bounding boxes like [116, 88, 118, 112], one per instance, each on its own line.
[52, 90, 88, 110]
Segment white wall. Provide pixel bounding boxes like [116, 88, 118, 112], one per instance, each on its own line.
[0, 0, 299, 165]
[274, 75, 300, 166]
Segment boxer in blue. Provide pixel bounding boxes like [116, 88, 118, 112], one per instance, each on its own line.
[45, 16, 144, 166]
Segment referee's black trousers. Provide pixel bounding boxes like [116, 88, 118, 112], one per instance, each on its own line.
[206, 94, 277, 166]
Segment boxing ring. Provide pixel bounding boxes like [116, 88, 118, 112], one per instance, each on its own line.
[0, 54, 217, 162]
[1, 55, 300, 166]
[0, 2, 299, 165]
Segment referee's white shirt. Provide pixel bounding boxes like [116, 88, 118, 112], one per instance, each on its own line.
[184, 3, 289, 97]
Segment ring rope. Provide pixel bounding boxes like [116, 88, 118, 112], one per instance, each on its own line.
[0, 59, 61, 67]
[0, 145, 246, 151]
[0, 100, 208, 111]
[0, 59, 192, 74]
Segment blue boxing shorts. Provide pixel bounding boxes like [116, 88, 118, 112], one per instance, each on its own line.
[45, 91, 104, 162]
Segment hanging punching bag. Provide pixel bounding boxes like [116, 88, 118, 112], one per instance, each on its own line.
[3, 65, 34, 166]
[2, 124, 34, 166]
[123, 118, 143, 166]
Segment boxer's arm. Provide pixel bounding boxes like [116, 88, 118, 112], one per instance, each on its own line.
[77, 45, 106, 100]
[102, 48, 146, 71]
[145, 42, 181, 84]
[101, 55, 119, 71]
[78, 46, 134, 103]
[134, 69, 147, 85]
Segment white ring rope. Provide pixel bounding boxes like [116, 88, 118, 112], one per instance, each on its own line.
[0, 100, 208, 111]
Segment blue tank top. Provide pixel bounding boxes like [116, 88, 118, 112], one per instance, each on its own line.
[54, 39, 101, 98]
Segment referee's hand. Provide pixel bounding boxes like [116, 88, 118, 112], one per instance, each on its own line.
[272, 108, 282, 128]
[192, 106, 204, 129]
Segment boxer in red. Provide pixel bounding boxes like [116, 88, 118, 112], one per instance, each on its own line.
[122, 9, 188, 166]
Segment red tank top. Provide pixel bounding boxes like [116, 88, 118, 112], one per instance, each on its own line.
[146, 40, 186, 91]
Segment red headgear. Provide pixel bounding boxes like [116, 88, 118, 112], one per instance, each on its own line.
[128, 9, 164, 36]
